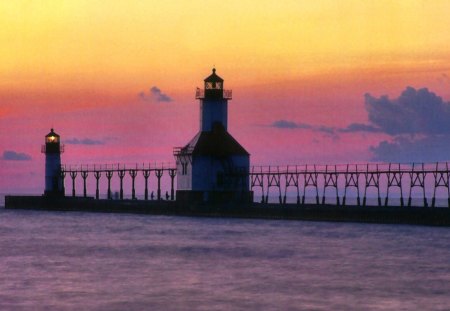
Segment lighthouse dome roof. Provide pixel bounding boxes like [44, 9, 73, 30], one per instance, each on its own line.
[204, 68, 224, 83]
[45, 128, 60, 138]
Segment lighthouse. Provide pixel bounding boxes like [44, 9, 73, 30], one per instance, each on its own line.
[174, 69, 252, 203]
[42, 128, 64, 196]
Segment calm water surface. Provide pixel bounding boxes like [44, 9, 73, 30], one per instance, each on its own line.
[0, 208, 449, 310]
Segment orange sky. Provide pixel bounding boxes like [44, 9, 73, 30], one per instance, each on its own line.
[2, 1, 450, 94]
[1, 0, 450, 193]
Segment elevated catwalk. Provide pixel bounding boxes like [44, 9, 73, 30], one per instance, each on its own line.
[58, 162, 450, 208]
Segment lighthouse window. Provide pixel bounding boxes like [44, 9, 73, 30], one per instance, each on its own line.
[205, 82, 213, 89]
[181, 163, 188, 175]
[215, 82, 222, 89]
[47, 136, 58, 143]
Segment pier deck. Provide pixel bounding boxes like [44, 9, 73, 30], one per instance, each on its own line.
[5, 195, 450, 227]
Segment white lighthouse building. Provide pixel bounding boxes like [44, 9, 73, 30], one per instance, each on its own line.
[42, 128, 64, 196]
[174, 69, 252, 203]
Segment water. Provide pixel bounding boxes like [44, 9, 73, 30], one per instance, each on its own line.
[0, 209, 449, 310]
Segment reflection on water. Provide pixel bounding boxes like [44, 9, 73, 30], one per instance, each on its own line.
[0, 208, 449, 310]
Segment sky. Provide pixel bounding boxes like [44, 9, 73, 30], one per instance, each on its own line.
[1, 0, 450, 193]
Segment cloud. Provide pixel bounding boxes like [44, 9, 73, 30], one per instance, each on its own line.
[271, 87, 450, 162]
[2, 150, 32, 161]
[139, 86, 173, 103]
[270, 120, 338, 140]
[339, 123, 382, 133]
[271, 120, 383, 135]
[365, 87, 450, 162]
[317, 125, 335, 135]
[65, 138, 104, 145]
[365, 87, 450, 135]
[271, 120, 311, 129]
[370, 135, 450, 163]
[151, 86, 172, 102]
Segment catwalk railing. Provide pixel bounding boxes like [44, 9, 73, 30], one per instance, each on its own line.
[61, 163, 177, 201]
[250, 163, 450, 207]
[60, 162, 450, 207]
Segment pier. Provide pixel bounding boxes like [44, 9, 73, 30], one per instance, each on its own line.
[250, 162, 450, 207]
[58, 162, 450, 208]
[61, 163, 177, 201]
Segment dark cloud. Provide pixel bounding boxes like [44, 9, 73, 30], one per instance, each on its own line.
[370, 135, 450, 163]
[339, 123, 382, 133]
[365, 87, 450, 162]
[151, 86, 172, 102]
[317, 125, 335, 135]
[65, 138, 104, 145]
[271, 87, 450, 162]
[271, 120, 311, 129]
[271, 120, 332, 133]
[139, 86, 173, 103]
[2, 150, 32, 161]
[271, 120, 383, 135]
[270, 120, 338, 140]
[365, 87, 450, 135]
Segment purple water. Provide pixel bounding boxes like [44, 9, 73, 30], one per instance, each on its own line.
[0, 208, 449, 310]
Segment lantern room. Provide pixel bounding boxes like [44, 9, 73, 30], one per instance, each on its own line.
[42, 128, 63, 154]
[46, 128, 60, 144]
[203, 68, 225, 100]
[205, 68, 223, 89]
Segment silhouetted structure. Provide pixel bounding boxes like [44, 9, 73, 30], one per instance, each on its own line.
[42, 128, 64, 196]
[174, 69, 252, 203]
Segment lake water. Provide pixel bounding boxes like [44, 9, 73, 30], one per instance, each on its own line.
[0, 208, 449, 310]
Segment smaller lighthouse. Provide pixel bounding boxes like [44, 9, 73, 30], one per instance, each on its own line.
[42, 128, 64, 196]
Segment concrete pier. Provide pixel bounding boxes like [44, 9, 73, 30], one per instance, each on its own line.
[5, 195, 450, 227]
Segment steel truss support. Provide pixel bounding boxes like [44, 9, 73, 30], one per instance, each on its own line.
[363, 164, 381, 207]
[94, 171, 101, 199]
[322, 165, 339, 205]
[283, 166, 300, 205]
[385, 163, 404, 207]
[118, 170, 126, 200]
[266, 166, 282, 204]
[408, 163, 427, 207]
[106, 171, 113, 199]
[302, 165, 319, 205]
[169, 169, 177, 200]
[251, 167, 265, 203]
[69, 171, 77, 197]
[343, 164, 360, 206]
[129, 169, 137, 200]
[155, 169, 163, 200]
[143, 170, 151, 200]
[81, 170, 88, 198]
[432, 162, 450, 208]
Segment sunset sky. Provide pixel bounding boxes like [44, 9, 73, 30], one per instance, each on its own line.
[2, 0, 450, 193]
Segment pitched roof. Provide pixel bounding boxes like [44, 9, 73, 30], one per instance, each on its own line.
[45, 128, 60, 137]
[204, 68, 224, 83]
[183, 124, 249, 157]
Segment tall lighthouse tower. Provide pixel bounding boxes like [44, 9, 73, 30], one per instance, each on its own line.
[174, 69, 252, 203]
[42, 128, 64, 196]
